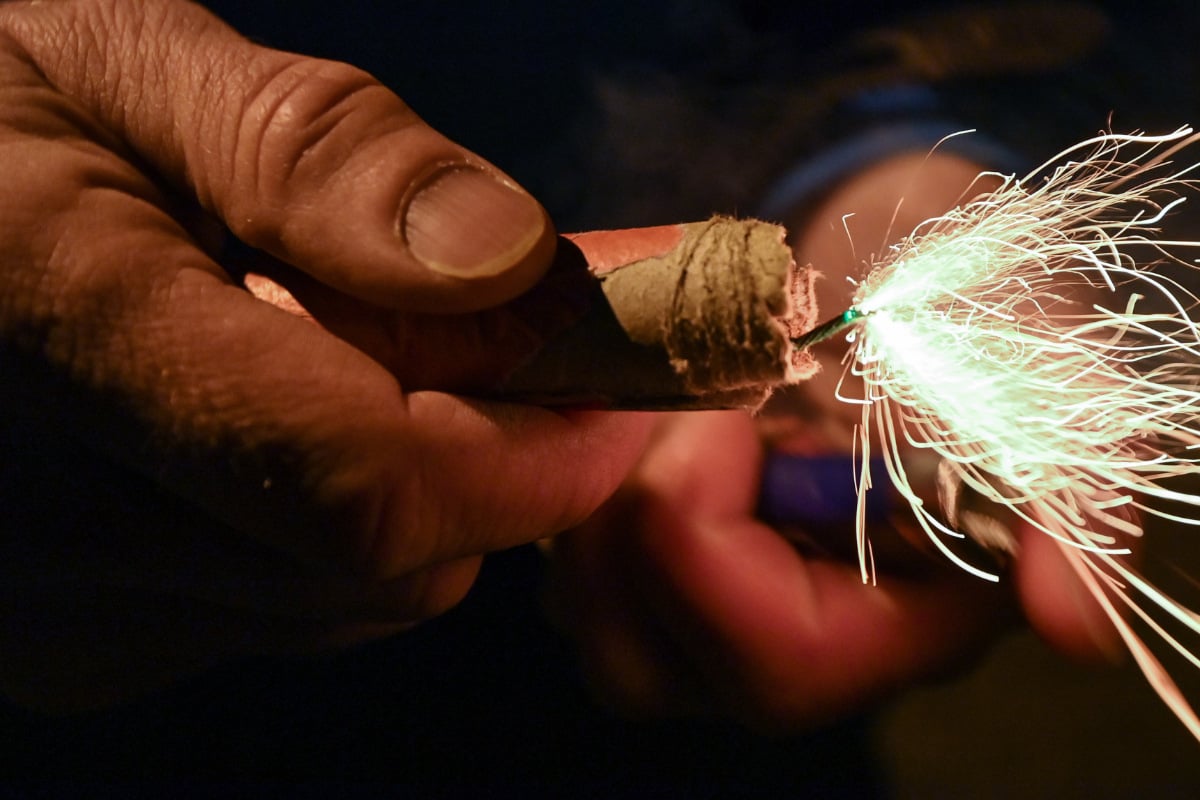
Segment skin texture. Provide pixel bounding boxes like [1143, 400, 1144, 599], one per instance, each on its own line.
[0, 0, 653, 710]
[0, 0, 1112, 722]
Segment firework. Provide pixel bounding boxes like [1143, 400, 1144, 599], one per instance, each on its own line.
[810, 128, 1200, 740]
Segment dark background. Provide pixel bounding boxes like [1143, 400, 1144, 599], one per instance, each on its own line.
[5, 0, 1200, 794]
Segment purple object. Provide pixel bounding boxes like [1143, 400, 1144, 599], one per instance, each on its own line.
[758, 452, 891, 528]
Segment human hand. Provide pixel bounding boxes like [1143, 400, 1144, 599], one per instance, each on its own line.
[0, 0, 652, 710]
[546, 410, 1121, 729]
[545, 151, 1122, 729]
[546, 411, 998, 727]
[788, 149, 1127, 666]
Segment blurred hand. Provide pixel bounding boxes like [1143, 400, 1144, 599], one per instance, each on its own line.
[0, 0, 652, 710]
[547, 409, 1121, 729]
[546, 151, 1123, 729]
[547, 411, 1008, 727]
[790, 149, 1124, 666]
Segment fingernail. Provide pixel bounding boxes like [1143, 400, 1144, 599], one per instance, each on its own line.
[401, 164, 547, 278]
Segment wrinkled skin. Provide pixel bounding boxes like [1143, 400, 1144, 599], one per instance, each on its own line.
[0, 0, 652, 710]
[0, 0, 1115, 724]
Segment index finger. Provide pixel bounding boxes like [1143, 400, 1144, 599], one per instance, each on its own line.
[627, 412, 1003, 725]
[0, 103, 650, 585]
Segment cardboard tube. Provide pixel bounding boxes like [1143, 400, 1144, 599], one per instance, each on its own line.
[487, 216, 819, 409]
[245, 216, 819, 411]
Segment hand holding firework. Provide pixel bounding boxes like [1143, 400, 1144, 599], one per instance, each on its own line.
[0, 0, 658, 710]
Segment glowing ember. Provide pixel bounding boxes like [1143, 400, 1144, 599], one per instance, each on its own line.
[831, 128, 1200, 740]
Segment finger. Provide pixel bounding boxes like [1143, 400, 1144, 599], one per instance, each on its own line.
[0, 143, 651, 591]
[11, 270, 654, 578]
[635, 502, 1003, 728]
[623, 412, 1002, 725]
[237, 246, 592, 393]
[0, 0, 554, 311]
[544, 412, 761, 717]
[1014, 520, 1125, 663]
[0, 23, 656, 581]
[2, 372, 492, 625]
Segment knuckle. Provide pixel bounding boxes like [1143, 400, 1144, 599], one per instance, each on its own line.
[0, 150, 117, 355]
[342, 458, 425, 581]
[224, 56, 416, 247]
[0, 0, 146, 110]
[303, 440, 444, 584]
[272, 447, 396, 578]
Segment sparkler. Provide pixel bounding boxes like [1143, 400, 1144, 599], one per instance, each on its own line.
[804, 128, 1200, 741]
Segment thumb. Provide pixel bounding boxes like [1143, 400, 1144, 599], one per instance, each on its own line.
[0, 0, 554, 312]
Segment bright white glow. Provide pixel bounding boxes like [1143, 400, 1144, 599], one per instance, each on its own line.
[844, 128, 1200, 741]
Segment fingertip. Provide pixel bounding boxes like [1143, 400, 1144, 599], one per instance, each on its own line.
[636, 410, 763, 516]
[1015, 525, 1126, 664]
[400, 163, 555, 287]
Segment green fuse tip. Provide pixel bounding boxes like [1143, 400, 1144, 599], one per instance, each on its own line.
[791, 307, 864, 350]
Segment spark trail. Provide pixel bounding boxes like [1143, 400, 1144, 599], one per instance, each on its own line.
[828, 128, 1200, 741]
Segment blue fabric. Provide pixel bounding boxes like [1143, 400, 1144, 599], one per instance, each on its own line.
[759, 452, 892, 527]
[758, 117, 1028, 222]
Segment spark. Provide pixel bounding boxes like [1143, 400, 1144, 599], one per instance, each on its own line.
[832, 128, 1200, 741]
